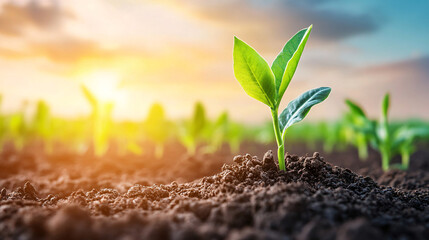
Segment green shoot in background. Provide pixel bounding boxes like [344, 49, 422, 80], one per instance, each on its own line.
[81, 85, 114, 157]
[204, 111, 245, 154]
[178, 102, 208, 155]
[347, 94, 429, 170]
[31, 100, 54, 153]
[143, 103, 171, 158]
[344, 100, 371, 160]
[233, 25, 331, 170]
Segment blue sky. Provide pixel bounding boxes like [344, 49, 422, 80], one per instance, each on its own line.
[335, 0, 429, 64]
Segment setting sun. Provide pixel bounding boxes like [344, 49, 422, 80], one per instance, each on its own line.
[79, 70, 123, 103]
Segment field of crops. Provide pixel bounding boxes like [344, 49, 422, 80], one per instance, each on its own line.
[2, 84, 429, 239]
[2, 3, 429, 239]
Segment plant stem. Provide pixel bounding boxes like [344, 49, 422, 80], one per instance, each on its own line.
[271, 108, 285, 170]
[401, 151, 410, 169]
[381, 149, 390, 171]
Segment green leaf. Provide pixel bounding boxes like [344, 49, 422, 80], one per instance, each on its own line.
[271, 25, 312, 105]
[279, 87, 331, 131]
[393, 125, 429, 147]
[345, 99, 366, 118]
[382, 93, 390, 121]
[81, 85, 98, 107]
[233, 37, 276, 108]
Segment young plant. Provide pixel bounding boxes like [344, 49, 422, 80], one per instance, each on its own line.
[178, 102, 208, 155]
[392, 125, 429, 169]
[31, 100, 54, 153]
[347, 94, 429, 170]
[233, 25, 331, 170]
[143, 103, 171, 158]
[4, 101, 28, 150]
[81, 85, 114, 157]
[203, 112, 245, 154]
[203, 111, 229, 154]
[344, 100, 371, 160]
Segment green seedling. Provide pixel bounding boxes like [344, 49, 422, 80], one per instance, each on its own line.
[393, 125, 429, 169]
[179, 102, 207, 155]
[204, 112, 245, 154]
[347, 94, 429, 170]
[319, 121, 347, 153]
[31, 100, 54, 153]
[233, 25, 331, 170]
[111, 121, 144, 156]
[203, 111, 229, 154]
[143, 103, 171, 158]
[82, 85, 113, 157]
[4, 101, 28, 150]
[344, 100, 371, 160]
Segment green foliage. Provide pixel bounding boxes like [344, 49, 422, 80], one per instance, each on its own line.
[233, 25, 331, 170]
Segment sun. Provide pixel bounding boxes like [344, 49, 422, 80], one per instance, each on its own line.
[79, 70, 122, 103]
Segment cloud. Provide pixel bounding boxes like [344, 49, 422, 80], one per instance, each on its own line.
[0, 0, 72, 37]
[165, 0, 380, 43]
[361, 56, 429, 77]
[0, 36, 110, 63]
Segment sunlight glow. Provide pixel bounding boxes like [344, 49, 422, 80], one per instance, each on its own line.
[80, 70, 122, 103]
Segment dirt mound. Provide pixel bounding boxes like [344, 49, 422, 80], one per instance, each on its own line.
[1, 151, 429, 240]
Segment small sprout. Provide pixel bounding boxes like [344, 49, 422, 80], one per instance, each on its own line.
[178, 102, 208, 155]
[204, 112, 245, 154]
[31, 100, 54, 153]
[143, 103, 171, 158]
[5, 101, 28, 150]
[203, 111, 229, 154]
[344, 99, 371, 160]
[81, 85, 113, 157]
[233, 25, 331, 170]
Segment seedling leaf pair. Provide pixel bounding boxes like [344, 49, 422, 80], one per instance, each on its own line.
[233, 25, 313, 109]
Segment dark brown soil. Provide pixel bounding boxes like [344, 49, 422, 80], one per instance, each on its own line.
[1, 144, 429, 240]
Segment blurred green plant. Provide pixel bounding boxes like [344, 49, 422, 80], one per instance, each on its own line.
[82, 85, 113, 157]
[204, 112, 246, 154]
[347, 94, 429, 170]
[143, 103, 171, 158]
[31, 100, 54, 153]
[344, 100, 372, 160]
[233, 25, 331, 170]
[178, 102, 208, 155]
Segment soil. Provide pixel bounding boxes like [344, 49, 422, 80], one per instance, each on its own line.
[1, 142, 428, 240]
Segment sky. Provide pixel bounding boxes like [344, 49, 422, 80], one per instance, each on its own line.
[0, 0, 428, 123]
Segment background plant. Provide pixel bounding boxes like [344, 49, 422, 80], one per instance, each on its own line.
[178, 102, 208, 155]
[81, 85, 114, 157]
[347, 94, 429, 170]
[143, 103, 171, 158]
